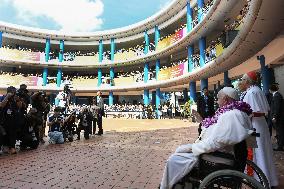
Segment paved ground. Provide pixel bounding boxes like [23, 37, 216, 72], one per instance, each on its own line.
[0, 119, 283, 189]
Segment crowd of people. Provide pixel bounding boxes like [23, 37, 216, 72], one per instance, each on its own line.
[0, 86, 105, 155]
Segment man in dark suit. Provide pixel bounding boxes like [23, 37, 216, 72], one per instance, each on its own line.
[95, 91, 104, 135]
[197, 87, 215, 135]
[269, 84, 284, 151]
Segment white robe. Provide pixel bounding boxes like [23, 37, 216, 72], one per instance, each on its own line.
[160, 109, 252, 189]
[243, 85, 278, 187]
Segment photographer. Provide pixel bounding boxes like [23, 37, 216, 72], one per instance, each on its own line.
[76, 107, 93, 140]
[31, 91, 47, 144]
[17, 84, 30, 108]
[19, 108, 40, 150]
[47, 107, 64, 144]
[0, 86, 22, 154]
[62, 112, 77, 142]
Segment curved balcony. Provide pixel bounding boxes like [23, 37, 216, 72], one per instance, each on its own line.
[0, 0, 237, 69]
[0, 0, 188, 42]
[0, 0, 277, 95]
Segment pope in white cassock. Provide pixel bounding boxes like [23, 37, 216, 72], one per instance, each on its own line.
[160, 87, 253, 189]
[239, 71, 278, 187]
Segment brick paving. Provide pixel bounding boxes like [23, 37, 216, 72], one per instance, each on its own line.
[0, 119, 283, 189]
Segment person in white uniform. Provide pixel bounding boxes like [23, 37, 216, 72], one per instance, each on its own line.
[238, 71, 278, 187]
[160, 87, 253, 189]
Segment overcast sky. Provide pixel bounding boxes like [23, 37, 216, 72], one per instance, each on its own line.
[0, 0, 172, 32]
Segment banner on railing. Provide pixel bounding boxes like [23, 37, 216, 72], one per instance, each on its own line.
[157, 62, 187, 81]
[0, 75, 40, 86]
[0, 48, 42, 62]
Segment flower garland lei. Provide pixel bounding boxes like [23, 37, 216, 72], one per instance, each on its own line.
[201, 101, 252, 128]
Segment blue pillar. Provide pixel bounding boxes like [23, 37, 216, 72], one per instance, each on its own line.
[144, 30, 150, 105]
[144, 30, 149, 54]
[43, 68, 48, 86]
[43, 38, 50, 86]
[98, 68, 102, 87]
[144, 63, 149, 83]
[190, 81, 197, 102]
[111, 38, 115, 62]
[217, 80, 221, 90]
[186, 2, 193, 32]
[183, 88, 188, 102]
[109, 91, 114, 105]
[188, 45, 194, 72]
[201, 78, 208, 91]
[155, 59, 160, 80]
[56, 69, 62, 87]
[57, 40, 64, 87]
[110, 67, 114, 86]
[197, 0, 204, 22]
[258, 55, 273, 94]
[224, 71, 231, 86]
[154, 26, 160, 49]
[98, 40, 103, 87]
[144, 89, 150, 105]
[156, 88, 161, 109]
[99, 39, 103, 62]
[199, 37, 206, 67]
[0, 31, 2, 48]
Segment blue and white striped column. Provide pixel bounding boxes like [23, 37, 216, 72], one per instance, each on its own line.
[155, 26, 161, 111]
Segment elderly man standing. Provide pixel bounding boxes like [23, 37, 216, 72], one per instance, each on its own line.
[160, 87, 253, 189]
[238, 71, 278, 187]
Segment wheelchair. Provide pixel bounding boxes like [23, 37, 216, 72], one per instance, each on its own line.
[173, 134, 269, 189]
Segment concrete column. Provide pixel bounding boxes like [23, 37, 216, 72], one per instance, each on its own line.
[190, 81, 197, 102]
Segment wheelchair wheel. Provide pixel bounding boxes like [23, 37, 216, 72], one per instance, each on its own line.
[246, 160, 270, 189]
[199, 170, 265, 189]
